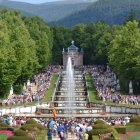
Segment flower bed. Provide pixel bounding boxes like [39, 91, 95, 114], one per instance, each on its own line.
[0, 130, 13, 137]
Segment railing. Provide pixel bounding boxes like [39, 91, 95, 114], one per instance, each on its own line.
[89, 102, 140, 115]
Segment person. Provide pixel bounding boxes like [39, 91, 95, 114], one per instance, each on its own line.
[59, 131, 65, 140]
[47, 129, 53, 140]
[78, 128, 84, 140]
[84, 132, 89, 140]
[52, 108, 57, 119]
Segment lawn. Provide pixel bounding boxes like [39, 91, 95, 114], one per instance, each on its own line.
[126, 134, 140, 140]
[44, 74, 59, 102]
[85, 74, 98, 102]
[0, 134, 7, 140]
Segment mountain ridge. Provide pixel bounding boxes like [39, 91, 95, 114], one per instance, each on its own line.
[0, 0, 96, 22]
[50, 0, 140, 26]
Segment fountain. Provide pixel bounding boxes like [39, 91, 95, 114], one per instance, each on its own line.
[65, 57, 75, 118]
[35, 42, 104, 118]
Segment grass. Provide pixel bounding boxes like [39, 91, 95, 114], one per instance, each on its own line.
[127, 125, 140, 132]
[85, 74, 140, 108]
[86, 74, 97, 102]
[126, 134, 140, 140]
[0, 134, 7, 140]
[44, 74, 58, 102]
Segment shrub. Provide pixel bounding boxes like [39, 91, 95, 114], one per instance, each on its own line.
[114, 126, 126, 134]
[127, 122, 140, 126]
[7, 128, 14, 132]
[7, 136, 33, 140]
[0, 127, 8, 130]
[93, 124, 111, 129]
[130, 115, 140, 123]
[20, 124, 45, 134]
[35, 130, 46, 140]
[26, 119, 38, 124]
[0, 127, 14, 131]
[94, 120, 106, 125]
[13, 84, 23, 94]
[103, 137, 115, 140]
[112, 129, 121, 140]
[92, 128, 113, 135]
[14, 130, 28, 136]
[0, 123, 8, 127]
[92, 135, 99, 140]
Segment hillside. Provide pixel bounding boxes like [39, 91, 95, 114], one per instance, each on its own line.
[51, 0, 140, 26]
[0, 0, 95, 22]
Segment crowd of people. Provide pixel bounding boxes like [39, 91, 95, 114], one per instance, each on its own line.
[1, 64, 140, 107]
[90, 65, 140, 105]
[1, 65, 62, 106]
[46, 116, 129, 140]
[0, 114, 130, 140]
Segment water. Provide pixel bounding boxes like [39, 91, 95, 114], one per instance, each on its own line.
[65, 57, 75, 118]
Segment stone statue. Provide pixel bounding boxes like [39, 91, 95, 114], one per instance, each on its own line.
[129, 80, 133, 94]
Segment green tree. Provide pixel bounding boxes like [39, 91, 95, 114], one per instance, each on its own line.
[124, 9, 137, 24]
[23, 16, 53, 68]
[108, 21, 140, 93]
[51, 26, 72, 64]
[0, 9, 38, 96]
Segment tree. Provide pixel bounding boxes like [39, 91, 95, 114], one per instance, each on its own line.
[108, 21, 140, 93]
[23, 16, 53, 69]
[0, 9, 38, 96]
[51, 26, 72, 64]
[124, 9, 137, 24]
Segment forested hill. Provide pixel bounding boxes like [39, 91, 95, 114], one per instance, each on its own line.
[0, 0, 96, 22]
[51, 0, 140, 26]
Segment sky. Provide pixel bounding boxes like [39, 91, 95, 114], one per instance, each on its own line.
[10, 0, 62, 4]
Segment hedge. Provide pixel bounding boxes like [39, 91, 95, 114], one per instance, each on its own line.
[35, 130, 46, 140]
[7, 136, 33, 140]
[0, 123, 8, 127]
[20, 124, 45, 132]
[127, 122, 140, 126]
[114, 126, 126, 134]
[130, 116, 140, 123]
[103, 137, 115, 140]
[93, 124, 111, 129]
[92, 135, 99, 140]
[92, 128, 113, 135]
[0, 127, 14, 131]
[94, 120, 106, 125]
[26, 119, 38, 124]
[112, 129, 121, 140]
[14, 130, 28, 136]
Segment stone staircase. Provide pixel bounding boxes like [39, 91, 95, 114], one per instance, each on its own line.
[37, 70, 104, 118]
